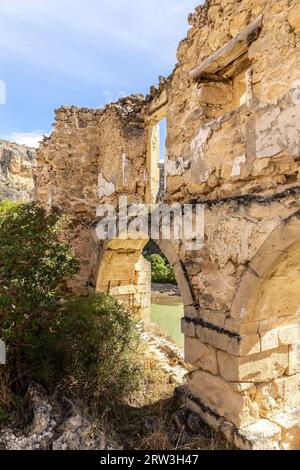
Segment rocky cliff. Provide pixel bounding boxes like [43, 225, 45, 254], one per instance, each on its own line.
[0, 140, 36, 201]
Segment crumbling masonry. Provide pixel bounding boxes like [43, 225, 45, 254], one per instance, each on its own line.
[36, 0, 300, 450]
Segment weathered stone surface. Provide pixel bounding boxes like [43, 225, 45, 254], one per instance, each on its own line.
[184, 336, 219, 375]
[234, 419, 281, 450]
[0, 385, 116, 450]
[269, 407, 300, 450]
[288, 3, 300, 33]
[0, 140, 36, 201]
[34, 0, 300, 450]
[217, 347, 289, 383]
[188, 369, 259, 428]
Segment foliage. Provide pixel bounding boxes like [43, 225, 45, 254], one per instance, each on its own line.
[146, 254, 176, 284]
[0, 201, 141, 413]
[0, 201, 79, 394]
[56, 293, 141, 411]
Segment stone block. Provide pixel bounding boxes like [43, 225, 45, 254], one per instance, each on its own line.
[278, 325, 299, 346]
[237, 334, 261, 356]
[184, 336, 219, 375]
[225, 318, 259, 336]
[181, 319, 195, 338]
[260, 329, 279, 352]
[269, 407, 300, 450]
[286, 344, 299, 376]
[234, 419, 281, 450]
[217, 346, 289, 383]
[274, 374, 300, 409]
[188, 369, 259, 428]
[201, 310, 226, 329]
[256, 381, 283, 418]
[197, 83, 232, 105]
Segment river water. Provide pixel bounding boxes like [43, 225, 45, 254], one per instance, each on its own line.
[151, 303, 184, 349]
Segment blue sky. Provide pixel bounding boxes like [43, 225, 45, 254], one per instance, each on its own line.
[0, 0, 201, 148]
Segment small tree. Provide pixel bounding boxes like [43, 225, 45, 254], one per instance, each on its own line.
[56, 293, 141, 412]
[0, 202, 141, 415]
[146, 254, 176, 284]
[0, 201, 79, 393]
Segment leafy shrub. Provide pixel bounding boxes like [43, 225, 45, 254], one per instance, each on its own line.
[0, 201, 141, 413]
[56, 294, 141, 411]
[0, 201, 79, 394]
[146, 254, 176, 284]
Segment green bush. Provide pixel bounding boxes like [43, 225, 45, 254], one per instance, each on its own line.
[0, 201, 79, 394]
[56, 294, 141, 411]
[0, 201, 141, 413]
[146, 254, 176, 284]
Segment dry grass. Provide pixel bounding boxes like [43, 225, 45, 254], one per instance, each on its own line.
[106, 341, 233, 451]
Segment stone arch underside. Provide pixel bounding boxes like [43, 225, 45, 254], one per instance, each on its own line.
[232, 212, 300, 326]
[95, 237, 195, 321]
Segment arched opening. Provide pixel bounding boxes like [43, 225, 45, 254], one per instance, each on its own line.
[231, 214, 300, 330]
[143, 239, 184, 349]
[228, 214, 300, 407]
[96, 237, 194, 351]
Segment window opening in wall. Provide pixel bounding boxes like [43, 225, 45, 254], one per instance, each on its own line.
[232, 67, 252, 108]
[148, 113, 167, 204]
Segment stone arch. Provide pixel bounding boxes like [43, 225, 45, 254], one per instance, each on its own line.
[95, 236, 195, 321]
[231, 212, 300, 327]
[182, 213, 300, 446]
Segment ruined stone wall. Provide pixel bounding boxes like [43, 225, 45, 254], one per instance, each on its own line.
[36, 0, 300, 449]
[161, 0, 300, 449]
[36, 97, 148, 296]
[166, 0, 300, 203]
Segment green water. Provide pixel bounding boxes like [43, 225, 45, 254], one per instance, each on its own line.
[151, 303, 184, 349]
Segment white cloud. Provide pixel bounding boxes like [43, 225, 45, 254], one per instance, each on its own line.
[2, 131, 48, 148]
[0, 0, 201, 80]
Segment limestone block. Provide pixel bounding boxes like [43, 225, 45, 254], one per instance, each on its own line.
[195, 324, 234, 352]
[256, 381, 283, 418]
[184, 336, 219, 375]
[184, 305, 199, 320]
[217, 346, 289, 383]
[238, 335, 261, 356]
[224, 318, 259, 336]
[274, 375, 300, 409]
[269, 407, 300, 450]
[197, 83, 232, 106]
[234, 419, 281, 450]
[286, 344, 299, 376]
[278, 325, 299, 346]
[201, 310, 226, 329]
[288, 3, 300, 33]
[188, 369, 259, 428]
[260, 329, 279, 352]
[181, 319, 195, 338]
